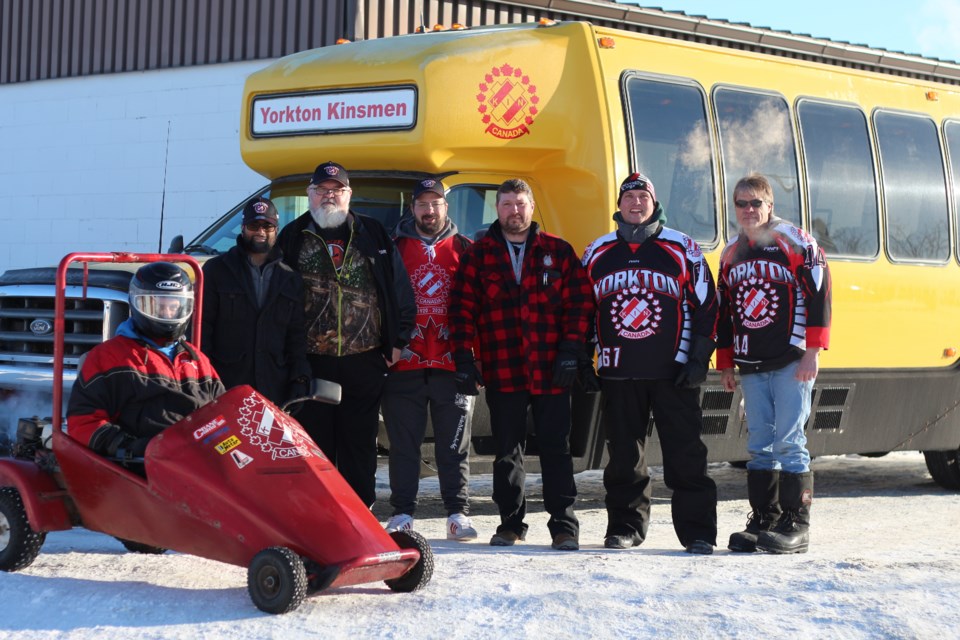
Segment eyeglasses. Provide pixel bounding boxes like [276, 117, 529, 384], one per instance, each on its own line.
[308, 186, 349, 196]
[245, 222, 277, 232]
[734, 199, 767, 209]
[414, 201, 447, 211]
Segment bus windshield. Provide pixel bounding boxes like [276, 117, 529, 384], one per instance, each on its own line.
[185, 175, 498, 255]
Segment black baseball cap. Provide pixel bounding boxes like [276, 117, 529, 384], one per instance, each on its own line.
[311, 161, 350, 187]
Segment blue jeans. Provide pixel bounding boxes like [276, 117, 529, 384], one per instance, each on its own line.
[740, 360, 812, 473]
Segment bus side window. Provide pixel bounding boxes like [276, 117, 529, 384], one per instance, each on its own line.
[943, 120, 960, 264]
[446, 185, 499, 241]
[876, 111, 950, 262]
[798, 100, 879, 258]
[623, 74, 718, 245]
[714, 87, 801, 239]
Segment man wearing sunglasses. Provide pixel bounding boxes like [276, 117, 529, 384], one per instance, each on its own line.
[718, 173, 832, 555]
[201, 197, 311, 406]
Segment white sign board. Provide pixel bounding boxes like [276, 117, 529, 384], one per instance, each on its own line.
[251, 87, 417, 136]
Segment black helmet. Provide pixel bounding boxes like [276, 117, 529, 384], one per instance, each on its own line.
[128, 262, 194, 340]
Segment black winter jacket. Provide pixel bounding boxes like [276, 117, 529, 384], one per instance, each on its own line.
[276, 211, 415, 359]
[201, 241, 311, 404]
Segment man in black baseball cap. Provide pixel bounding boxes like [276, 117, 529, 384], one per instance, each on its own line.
[277, 161, 415, 508]
[201, 195, 310, 406]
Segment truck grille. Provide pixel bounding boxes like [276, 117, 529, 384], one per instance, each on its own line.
[0, 295, 125, 367]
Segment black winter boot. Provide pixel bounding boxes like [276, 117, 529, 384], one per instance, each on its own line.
[728, 469, 781, 552]
[757, 471, 813, 554]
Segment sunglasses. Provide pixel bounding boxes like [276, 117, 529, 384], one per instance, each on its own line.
[245, 221, 277, 232]
[734, 199, 766, 209]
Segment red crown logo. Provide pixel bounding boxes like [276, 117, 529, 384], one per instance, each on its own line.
[476, 63, 539, 140]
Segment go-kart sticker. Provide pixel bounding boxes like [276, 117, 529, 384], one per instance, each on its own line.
[215, 435, 241, 455]
[230, 449, 254, 469]
[237, 392, 319, 460]
[194, 415, 227, 440]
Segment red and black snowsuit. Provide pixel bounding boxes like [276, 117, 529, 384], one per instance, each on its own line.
[67, 327, 224, 450]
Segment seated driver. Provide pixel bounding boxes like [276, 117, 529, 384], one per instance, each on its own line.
[67, 262, 225, 458]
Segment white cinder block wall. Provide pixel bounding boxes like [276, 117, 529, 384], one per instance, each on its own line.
[0, 60, 273, 272]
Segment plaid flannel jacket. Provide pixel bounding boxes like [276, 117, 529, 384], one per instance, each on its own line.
[449, 221, 594, 394]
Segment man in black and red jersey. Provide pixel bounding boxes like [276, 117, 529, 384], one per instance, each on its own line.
[449, 178, 594, 551]
[382, 177, 478, 541]
[582, 172, 719, 554]
[67, 262, 224, 461]
[718, 173, 831, 555]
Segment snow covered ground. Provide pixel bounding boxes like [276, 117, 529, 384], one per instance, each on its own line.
[1, 451, 958, 639]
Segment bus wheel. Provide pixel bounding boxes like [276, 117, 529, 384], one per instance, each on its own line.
[922, 449, 960, 490]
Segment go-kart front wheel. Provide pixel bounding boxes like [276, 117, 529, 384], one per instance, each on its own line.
[247, 546, 308, 614]
[0, 487, 46, 572]
[385, 530, 433, 593]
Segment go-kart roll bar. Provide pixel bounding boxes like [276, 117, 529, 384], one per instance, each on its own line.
[51, 252, 204, 435]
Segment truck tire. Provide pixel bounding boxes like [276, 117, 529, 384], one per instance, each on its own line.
[923, 449, 960, 490]
[0, 487, 46, 571]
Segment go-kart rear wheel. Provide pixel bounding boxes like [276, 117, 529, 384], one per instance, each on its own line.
[385, 530, 433, 593]
[0, 487, 46, 572]
[247, 546, 308, 614]
[116, 538, 167, 555]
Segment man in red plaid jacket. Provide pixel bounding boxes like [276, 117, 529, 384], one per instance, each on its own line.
[449, 178, 594, 551]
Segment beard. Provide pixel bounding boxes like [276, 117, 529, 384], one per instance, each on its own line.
[415, 214, 446, 237]
[501, 214, 531, 237]
[311, 203, 349, 229]
[240, 235, 272, 254]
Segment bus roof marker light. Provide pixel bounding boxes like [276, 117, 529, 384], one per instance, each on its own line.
[943, 347, 956, 358]
[538, 18, 557, 27]
[926, 90, 940, 101]
[598, 37, 616, 49]
[335, 38, 351, 45]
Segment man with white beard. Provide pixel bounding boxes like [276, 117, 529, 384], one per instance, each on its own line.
[277, 161, 415, 508]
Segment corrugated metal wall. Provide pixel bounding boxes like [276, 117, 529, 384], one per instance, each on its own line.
[0, 0, 618, 84]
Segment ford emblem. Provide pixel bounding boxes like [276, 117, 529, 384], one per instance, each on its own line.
[29, 319, 53, 336]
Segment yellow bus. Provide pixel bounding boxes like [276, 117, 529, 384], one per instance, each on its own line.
[185, 19, 960, 488]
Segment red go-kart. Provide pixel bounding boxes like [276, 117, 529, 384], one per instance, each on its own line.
[0, 253, 432, 613]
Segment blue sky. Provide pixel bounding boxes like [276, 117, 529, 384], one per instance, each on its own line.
[622, 1, 960, 62]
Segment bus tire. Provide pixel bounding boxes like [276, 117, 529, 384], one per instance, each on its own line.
[922, 449, 960, 490]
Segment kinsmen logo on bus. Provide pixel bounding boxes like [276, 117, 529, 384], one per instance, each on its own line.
[477, 64, 539, 139]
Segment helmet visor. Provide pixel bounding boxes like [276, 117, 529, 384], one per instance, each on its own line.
[131, 293, 194, 324]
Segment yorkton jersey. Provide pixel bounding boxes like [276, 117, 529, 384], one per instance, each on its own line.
[716, 221, 832, 374]
[582, 226, 718, 380]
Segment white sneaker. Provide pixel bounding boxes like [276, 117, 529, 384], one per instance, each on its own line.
[447, 513, 478, 541]
[385, 513, 414, 533]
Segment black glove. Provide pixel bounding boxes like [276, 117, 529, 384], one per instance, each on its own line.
[88, 424, 134, 457]
[578, 350, 602, 393]
[124, 437, 152, 458]
[552, 341, 580, 388]
[454, 352, 483, 396]
[89, 424, 151, 458]
[675, 335, 717, 388]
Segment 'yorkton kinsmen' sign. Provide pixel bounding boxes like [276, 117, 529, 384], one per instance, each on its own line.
[252, 86, 417, 136]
